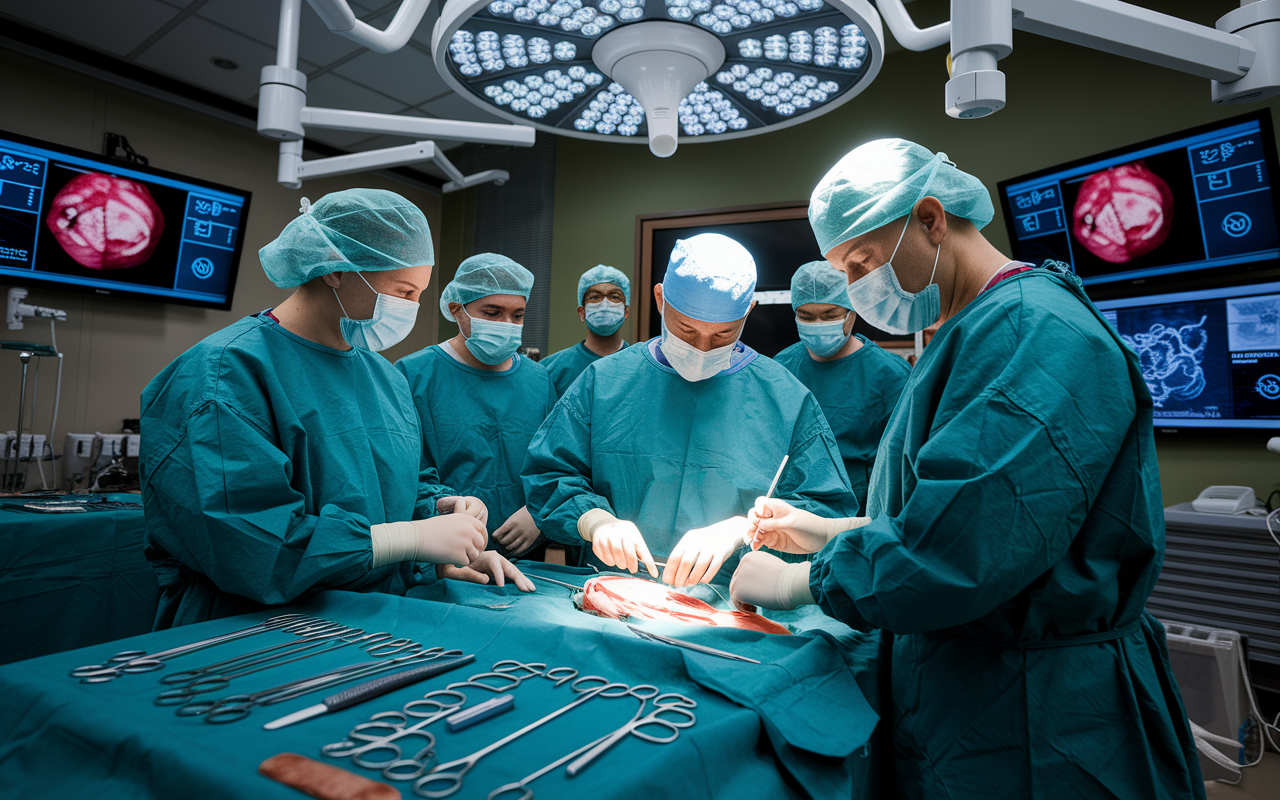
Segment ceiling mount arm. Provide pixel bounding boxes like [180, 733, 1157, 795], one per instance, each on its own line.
[304, 0, 434, 54]
[876, 0, 950, 51]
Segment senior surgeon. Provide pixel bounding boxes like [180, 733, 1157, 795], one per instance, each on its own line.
[395, 254, 554, 566]
[141, 189, 520, 629]
[732, 140, 1204, 798]
[523, 233, 856, 586]
[540, 265, 631, 397]
[773, 261, 909, 512]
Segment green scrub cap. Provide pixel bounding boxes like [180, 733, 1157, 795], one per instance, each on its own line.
[577, 265, 631, 306]
[790, 260, 853, 312]
[808, 138, 994, 256]
[259, 188, 434, 288]
[439, 253, 535, 320]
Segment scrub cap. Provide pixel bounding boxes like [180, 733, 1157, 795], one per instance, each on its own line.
[577, 265, 631, 306]
[439, 253, 535, 319]
[808, 138, 995, 256]
[790, 260, 853, 312]
[259, 188, 434, 288]
[661, 233, 756, 323]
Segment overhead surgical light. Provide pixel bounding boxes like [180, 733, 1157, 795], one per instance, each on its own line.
[429, 0, 885, 156]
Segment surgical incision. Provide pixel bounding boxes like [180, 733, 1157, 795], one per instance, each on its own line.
[1073, 162, 1173, 264]
[1124, 316, 1208, 407]
[45, 172, 164, 270]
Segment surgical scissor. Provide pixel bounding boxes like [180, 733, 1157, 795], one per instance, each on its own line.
[323, 689, 468, 780]
[157, 620, 355, 686]
[565, 692, 697, 776]
[446, 660, 578, 694]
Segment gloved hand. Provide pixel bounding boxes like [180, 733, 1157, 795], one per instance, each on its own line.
[747, 497, 866, 553]
[730, 551, 815, 610]
[437, 551, 536, 592]
[578, 508, 658, 578]
[492, 505, 541, 557]
[369, 516, 487, 569]
[662, 516, 750, 587]
[437, 495, 489, 525]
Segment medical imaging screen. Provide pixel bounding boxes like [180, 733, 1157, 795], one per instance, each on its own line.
[1096, 280, 1280, 431]
[998, 112, 1280, 294]
[0, 129, 250, 310]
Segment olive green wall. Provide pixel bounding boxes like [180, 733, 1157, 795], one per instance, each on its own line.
[541, 10, 1280, 508]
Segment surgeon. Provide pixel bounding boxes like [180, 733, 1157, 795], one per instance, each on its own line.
[523, 233, 857, 587]
[541, 265, 631, 397]
[773, 261, 909, 512]
[141, 189, 526, 629]
[731, 140, 1204, 798]
[395, 254, 554, 565]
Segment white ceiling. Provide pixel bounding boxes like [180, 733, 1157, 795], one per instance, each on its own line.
[0, 0, 512, 178]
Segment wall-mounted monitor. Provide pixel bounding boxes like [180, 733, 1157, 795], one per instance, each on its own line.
[997, 111, 1280, 298]
[0, 128, 251, 310]
[1094, 278, 1280, 434]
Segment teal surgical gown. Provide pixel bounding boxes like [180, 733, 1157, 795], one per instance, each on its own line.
[140, 313, 451, 629]
[774, 334, 910, 513]
[523, 340, 859, 581]
[541, 340, 629, 397]
[395, 345, 558, 557]
[808, 265, 1204, 799]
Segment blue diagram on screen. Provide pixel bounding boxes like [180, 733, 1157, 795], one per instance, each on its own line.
[1123, 316, 1209, 407]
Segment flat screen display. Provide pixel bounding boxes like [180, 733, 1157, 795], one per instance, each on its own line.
[0, 128, 250, 310]
[997, 111, 1280, 297]
[1094, 279, 1280, 433]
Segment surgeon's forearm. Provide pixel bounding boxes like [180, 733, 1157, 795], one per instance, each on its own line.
[577, 507, 617, 542]
[825, 515, 871, 540]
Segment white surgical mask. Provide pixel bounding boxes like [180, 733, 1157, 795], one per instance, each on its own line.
[660, 312, 737, 382]
[584, 299, 626, 336]
[333, 272, 419, 352]
[796, 316, 850, 358]
[845, 216, 941, 335]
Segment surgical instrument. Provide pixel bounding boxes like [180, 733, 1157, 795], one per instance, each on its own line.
[627, 625, 761, 664]
[264, 655, 475, 730]
[485, 723, 637, 800]
[445, 694, 514, 732]
[158, 621, 360, 686]
[446, 660, 578, 694]
[565, 692, 697, 777]
[749, 453, 789, 548]
[323, 689, 468, 781]
[525, 574, 581, 592]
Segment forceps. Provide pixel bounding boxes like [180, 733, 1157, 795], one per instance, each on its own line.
[323, 689, 468, 781]
[157, 621, 357, 686]
[446, 660, 578, 694]
[565, 692, 697, 776]
[485, 720, 640, 800]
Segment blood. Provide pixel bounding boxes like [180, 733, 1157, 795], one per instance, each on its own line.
[45, 172, 164, 270]
[580, 575, 792, 635]
[1072, 162, 1173, 264]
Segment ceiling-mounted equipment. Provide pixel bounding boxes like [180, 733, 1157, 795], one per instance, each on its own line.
[429, 0, 885, 156]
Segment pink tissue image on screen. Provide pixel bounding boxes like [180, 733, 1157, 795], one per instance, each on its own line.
[44, 172, 164, 270]
[1072, 162, 1173, 264]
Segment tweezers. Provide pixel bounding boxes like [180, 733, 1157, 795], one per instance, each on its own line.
[626, 625, 761, 664]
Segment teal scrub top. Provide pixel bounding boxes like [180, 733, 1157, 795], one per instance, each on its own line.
[809, 265, 1204, 799]
[774, 335, 910, 513]
[523, 339, 858, 581]
[394, 345, 558, 556]
[541, 340, 629, 397]
[139, 313, 450, 629]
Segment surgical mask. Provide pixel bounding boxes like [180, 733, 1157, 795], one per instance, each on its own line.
[584, 300, 626, 336]
[333, 272, 419, 352]
[660, 312, 736, 382]
[845, 216, 941, 335]
[796, 316, 850, 358]
[462, 308, 523, 365]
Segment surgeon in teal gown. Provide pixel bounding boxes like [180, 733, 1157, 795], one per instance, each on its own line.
[523, 233, 858, 588]
[141, 190, 523, 629]
[774, 260, 910, 512]
[733, 140, 1204, 799]
[541, 265, 632, 397]
[396, 254, 556, 561]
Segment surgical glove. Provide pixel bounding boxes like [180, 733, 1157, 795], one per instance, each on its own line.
[747, 497, 867, 553]
[730, 551, 815, 611]
[437, 551, 536, 593]
[370, 516, 486, 569]
[578, 508, 658, 578]
[663, 516, 751, 587]
[492, 505, 542, 557]
[437, 495, 489, 525]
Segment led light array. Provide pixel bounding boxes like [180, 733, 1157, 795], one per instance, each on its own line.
[485, 0, 639, 33]
[677, 82, 750, 134]
[714, 65, 839, 116]
[573, 81, 647, 135]
[738, 23, 865, 68]
[449, 29, 581, 75]
[485, 65, 605, 119]
[663, 0, 825, 33]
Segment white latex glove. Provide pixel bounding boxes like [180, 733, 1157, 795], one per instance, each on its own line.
[578, 508, 658, 578]
[370, 516, 487, 569]
[747, 497, 867, 554]
[437, 495, 489, 525]
[663, 516, 751, 587]
[437, 551, 536, 592]
[492, 506, 541, 557]
[730, 551, 815, 611]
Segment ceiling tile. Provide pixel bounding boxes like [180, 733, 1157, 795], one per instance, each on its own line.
[306, 72, 405, 114]
[421, 93, 510, 125]
[332, 45, 449, 107]
[0, 0, 180, 57]
[305, 129, 381, 149]
[197, 0, 368, 67]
